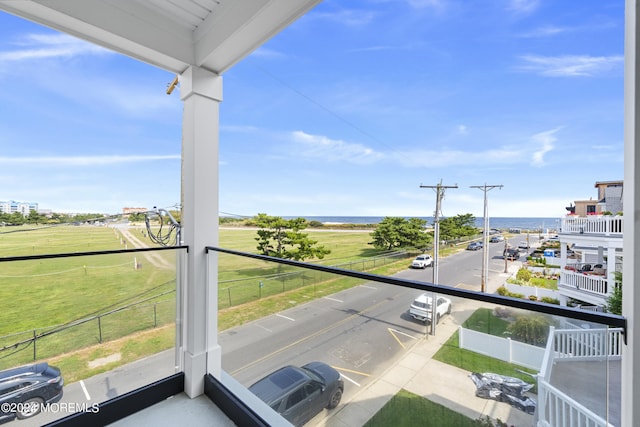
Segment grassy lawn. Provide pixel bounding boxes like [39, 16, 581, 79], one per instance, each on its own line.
[530, 276, 558, 289]
[364, 389, 484, 427]
[0, 224, 416, 374]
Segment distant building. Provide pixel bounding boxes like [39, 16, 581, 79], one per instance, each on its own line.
[122, 207, 148, 215]
[0, 200, 38, 216]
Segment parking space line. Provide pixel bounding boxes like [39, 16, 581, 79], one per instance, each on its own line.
[276, 313, 295, 321]
[255, 323, 272, 333]
[323, 296, 343, 303]
[339, 373, 360, 387]
[80, 380, 91, 400]
[360, 285, 377, 290]
[332, 367, 371, 377]
[388, 327, 418, 349]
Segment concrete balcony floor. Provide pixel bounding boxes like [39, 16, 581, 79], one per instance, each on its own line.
[108, 393, 236, 427]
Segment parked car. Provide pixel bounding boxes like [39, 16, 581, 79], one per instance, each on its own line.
[409, 293, 452, 323]
[467, 241, 483, 251]
[489, 235, 504, 243]
[503, 247, 520, 260]
[410, 254, 433, 269]
[0, 362, 64, 423]
[249, 362, 343, 426]
[518, 241, 530, 249]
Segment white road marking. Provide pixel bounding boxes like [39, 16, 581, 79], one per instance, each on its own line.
[323, 297, 343, 303]
[255, 323, 272, 332]
[339, 373, 360, 387]
[80, 380, 91, 400]
[388, 328, 419, 340]
[276, 313, 295, 321]
[360, 285, 377, 290]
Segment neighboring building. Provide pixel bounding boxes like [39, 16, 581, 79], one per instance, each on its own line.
[0, 200, 38, 216]
[566, 180, 624, 216]
[595, 180, 624, 215]
[558, 182, 623, 309]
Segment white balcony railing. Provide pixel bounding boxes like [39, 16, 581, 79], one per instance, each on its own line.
[561, 216, 623, 237]
[559, 270, 609, 297]
[537, 327, 623, 427]
[537, 381, 615, 427]
[552, 328, 623, 361]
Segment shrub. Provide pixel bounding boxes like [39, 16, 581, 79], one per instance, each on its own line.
[516, 268, 531, 282]
[541, 296, 560, 305]
[496, 285, 524, 299]
[507, 315, 553, 345]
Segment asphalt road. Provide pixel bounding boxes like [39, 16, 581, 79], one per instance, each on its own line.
[220, 234, 535, 406]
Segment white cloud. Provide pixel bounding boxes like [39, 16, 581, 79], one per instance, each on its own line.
[0, 33, 110, 62]
[457, 125, 468, 135]
[0, 154, 180, 166]
[516, 54, 623, 77]
[508, 0, 540, 15]
[290, 131, 384, 164]
[519, 26, 567, 38]
[311, 9, 377, 27]
[392, 147, 523, 168]
[530, 128, 560, 166]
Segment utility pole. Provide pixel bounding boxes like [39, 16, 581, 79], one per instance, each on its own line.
[420, 180, 457, 336]
[470, 184, 503, 292]
[420, 180, 458, 284]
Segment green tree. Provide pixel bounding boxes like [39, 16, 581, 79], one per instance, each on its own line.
[606, 271, 623, 315]
[438, 214, 477, 240]
[8, 212, 25, 225]
[254, 213, 330, 261]
[26, 209, 44, 224]
[369, 217, 431, 251]
[129, 212, 146, 222]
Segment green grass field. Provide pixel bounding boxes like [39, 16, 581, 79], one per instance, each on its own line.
[0, 224, 398, 371]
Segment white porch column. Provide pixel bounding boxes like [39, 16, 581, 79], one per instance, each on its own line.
[180, 66, 222, 397]
[623, 1, 639, 425]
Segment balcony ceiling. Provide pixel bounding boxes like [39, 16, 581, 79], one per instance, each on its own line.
[0, 0, 321, 74]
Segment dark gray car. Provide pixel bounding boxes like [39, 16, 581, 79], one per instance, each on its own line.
[0, 363, 64, 423]
[249, 361, 343, 426]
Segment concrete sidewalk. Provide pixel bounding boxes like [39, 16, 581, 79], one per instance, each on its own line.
[315, 261, 536, 427]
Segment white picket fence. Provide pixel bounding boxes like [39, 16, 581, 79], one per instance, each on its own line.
[458, 326, 545, 370]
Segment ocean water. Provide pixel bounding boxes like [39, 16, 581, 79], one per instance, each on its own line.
[284, 216, 561, 231]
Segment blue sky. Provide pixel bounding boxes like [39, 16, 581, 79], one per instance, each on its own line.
[0, 1, 624, 218]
